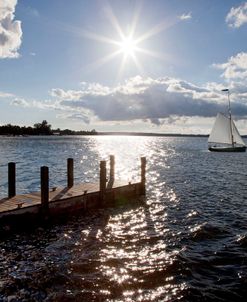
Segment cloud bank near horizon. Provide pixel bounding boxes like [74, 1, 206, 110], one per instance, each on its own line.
[9, 70, 247, 127]
[47, 75, 247, 125]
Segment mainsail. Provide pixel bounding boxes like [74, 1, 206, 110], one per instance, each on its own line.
[208, 113, 245, 146]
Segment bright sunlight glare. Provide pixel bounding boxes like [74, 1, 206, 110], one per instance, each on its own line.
[118, 36, 137, 57]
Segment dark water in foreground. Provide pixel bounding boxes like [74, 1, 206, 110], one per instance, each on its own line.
[0, 136, 247, 301]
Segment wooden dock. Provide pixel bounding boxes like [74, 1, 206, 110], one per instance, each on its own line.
[0, 156, 146, 228]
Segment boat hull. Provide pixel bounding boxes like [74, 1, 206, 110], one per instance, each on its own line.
[208, 146, 246, 152]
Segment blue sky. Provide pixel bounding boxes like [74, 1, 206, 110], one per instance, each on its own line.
[1, 0, 247, 133]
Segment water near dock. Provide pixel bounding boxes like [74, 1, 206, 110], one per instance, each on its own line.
[0, 136, 247, 301]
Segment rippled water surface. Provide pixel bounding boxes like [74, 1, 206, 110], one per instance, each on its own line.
[0, 136, 247, 301]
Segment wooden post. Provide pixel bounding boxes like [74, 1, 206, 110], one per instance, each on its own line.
[8, 162, 16, 198]
[141, 157, 146, 195]
[67, 158, 74, 188]
[41, 166, 49, 213]
[100, 160, 106, 203]
[110, 155, 115, 181]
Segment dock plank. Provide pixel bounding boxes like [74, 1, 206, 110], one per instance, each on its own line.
[0, 180, 129, 214]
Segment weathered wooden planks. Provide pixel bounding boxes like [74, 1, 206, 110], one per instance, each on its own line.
[0, 156, 146, 226]
[0, 181, 128, 214]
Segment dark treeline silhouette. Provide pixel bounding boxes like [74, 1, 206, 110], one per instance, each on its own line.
[0, 120, 98, 136]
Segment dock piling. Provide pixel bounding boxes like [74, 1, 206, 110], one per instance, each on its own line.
[8, 162, 16, 198]
[141, 157, 146, 195]
[110, 155, 115, 181]
[41, 166, 49, 213]
[67, 158, 74, 188]
[100, 160, 106, 203]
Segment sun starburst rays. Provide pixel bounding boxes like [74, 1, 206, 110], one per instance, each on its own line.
[78, 3, 175, 78]
[104, 5, 126, 41]
[85, 50, 122, 73]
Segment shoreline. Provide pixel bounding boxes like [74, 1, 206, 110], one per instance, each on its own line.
[0, 132, 209, 138]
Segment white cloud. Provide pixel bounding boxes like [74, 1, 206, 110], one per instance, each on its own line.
[50, 83, 111, 100]
[226, 2, 247, 28]
[0, 0, 22, 58]
[56, 112, 92, 124]
[9, 96, 93, 124]
[11, 98, 29, 107]
[179, 12, 192, 21]
[213, 52, 247, 80]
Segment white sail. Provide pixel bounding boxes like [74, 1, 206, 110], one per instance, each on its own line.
[208, 113, 245, 146]
[208, 113, 232, 145]
[231, 120, 246, 146]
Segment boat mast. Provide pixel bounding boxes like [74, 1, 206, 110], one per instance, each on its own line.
[222, 88, 234, 147]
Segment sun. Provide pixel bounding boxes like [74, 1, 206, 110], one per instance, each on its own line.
[77, 2, 171, 78]
[118, 36, 137, 57]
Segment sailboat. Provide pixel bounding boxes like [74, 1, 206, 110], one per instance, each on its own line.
[208, 89, 246, 152]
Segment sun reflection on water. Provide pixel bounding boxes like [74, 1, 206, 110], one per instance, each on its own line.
[89, 135, 158, 182]
[70, 137, 185, 299]
[83, 201, 182, 300]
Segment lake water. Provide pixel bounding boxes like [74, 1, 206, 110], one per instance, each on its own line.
[0, 136, 247, 301]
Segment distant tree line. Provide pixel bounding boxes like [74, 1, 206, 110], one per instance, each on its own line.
[0, 120, 98, 136]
